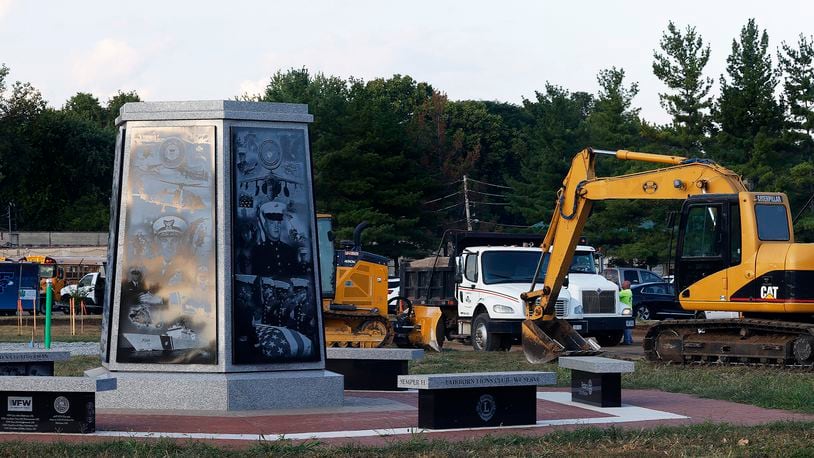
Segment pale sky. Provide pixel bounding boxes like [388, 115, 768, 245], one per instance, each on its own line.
[1, 0, 812, 125]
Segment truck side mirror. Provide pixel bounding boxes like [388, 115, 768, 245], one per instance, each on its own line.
[455, 271, 463, 283]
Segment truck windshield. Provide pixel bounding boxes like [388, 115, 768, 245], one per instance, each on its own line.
[481, 251, 546, 285]
[481, 250, 597, 285]
[569, 251, 597, 274]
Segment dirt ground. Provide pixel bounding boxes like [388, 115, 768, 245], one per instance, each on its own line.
[444, 325, 649, 360]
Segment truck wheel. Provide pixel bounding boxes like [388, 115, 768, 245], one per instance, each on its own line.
[637, 305, 652, 321]
[471, 313, 505, 352]
[596, 332, 624, 347]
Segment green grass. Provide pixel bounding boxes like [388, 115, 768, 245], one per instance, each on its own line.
[0, 422, 811, 456]
[55, 355, 100, 376]
[412, 349, 814, 414]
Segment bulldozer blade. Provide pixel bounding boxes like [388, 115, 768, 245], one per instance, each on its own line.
[522, 319, 602, 364]
[411, 305, 442, 352]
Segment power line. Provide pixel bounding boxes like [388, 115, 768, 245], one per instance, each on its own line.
[486, 222, 545, 229]
[432, 202, 464, 212]
[470, 201, 511, 206]
[467, 177, 513, 190]
[423, 190, 461, 205]
[469, 189, 508, 198]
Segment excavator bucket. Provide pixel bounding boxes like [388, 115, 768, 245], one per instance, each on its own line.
[410, 305, 443, 352]
[522, 319, 602, 364]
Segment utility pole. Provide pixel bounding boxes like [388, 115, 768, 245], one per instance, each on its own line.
[463, 175, 473, 231]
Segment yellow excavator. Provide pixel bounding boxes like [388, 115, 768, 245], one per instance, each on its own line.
[317, 215, 441, 350]
[521, 147, 814, 367]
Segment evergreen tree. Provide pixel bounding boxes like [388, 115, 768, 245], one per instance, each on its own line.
[715, 18, 783, 165]
[778, 34, 814, 138]
[586, 67, 641, 152]
[652, 21, 713, 151]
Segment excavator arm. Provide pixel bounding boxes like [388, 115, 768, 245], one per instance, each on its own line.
[521, 148, 746, 363]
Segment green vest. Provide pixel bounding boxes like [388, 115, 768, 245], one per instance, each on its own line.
[619, 288, 633, 306]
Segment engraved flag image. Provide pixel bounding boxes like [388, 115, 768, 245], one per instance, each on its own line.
[254, 324, 313, 360]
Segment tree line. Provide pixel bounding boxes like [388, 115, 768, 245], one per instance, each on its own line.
[1, 19, 813, 267]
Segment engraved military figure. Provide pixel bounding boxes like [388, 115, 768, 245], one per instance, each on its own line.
[251, 201, 302, 277]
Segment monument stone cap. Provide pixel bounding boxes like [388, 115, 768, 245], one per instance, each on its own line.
[116, 100, 314, 125]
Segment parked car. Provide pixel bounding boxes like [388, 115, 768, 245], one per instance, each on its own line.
[631, 282, 696, 320]
[603, 267, 664, 286]
[57, 272, 104, 314]
[631, 282, 741, 320]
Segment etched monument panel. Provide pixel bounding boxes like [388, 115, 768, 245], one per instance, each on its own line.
[115, 126, 217, 364]
[232, 127, 320, 364]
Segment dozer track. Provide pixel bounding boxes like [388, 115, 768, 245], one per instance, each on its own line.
[324, 312, 394, 348]
[644, 318, 814, 368]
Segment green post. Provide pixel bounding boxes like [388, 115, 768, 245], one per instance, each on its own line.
[44, 279, 53, 349]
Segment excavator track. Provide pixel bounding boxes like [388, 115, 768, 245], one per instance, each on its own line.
[644, 318, 814, 368]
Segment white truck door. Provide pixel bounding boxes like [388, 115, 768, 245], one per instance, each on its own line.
[459, 253, 479, 317]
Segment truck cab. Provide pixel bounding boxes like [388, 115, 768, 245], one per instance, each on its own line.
[457, 245, 632, 350]
[400, 231, 633, 352]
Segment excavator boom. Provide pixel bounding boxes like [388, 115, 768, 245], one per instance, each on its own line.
[522, 147, 749, 363]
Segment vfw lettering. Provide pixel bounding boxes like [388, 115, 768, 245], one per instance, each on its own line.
[8, 396, 33, 412]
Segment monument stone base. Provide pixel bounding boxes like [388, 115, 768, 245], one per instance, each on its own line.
[85, 367, 343, 411]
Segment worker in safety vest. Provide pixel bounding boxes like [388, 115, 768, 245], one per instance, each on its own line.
[620, 280, 634, 345]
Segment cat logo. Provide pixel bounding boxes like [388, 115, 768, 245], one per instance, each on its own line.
[760, 285, 779, 299]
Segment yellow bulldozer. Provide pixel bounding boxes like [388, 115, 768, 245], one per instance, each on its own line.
[317, 215, 441, 350]
[521, 147, 814, 367]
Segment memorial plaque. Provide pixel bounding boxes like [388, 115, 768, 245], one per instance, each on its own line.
[570, 370, 622, 408]
[0, 391, 95, 433]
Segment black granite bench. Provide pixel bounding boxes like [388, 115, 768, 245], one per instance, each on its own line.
[326, 348, 423, 391]
[0, 351, 70, 376]
[0, 375, 116, 433]
[559, 356, 634, 408]
[397, 371, 556, 429]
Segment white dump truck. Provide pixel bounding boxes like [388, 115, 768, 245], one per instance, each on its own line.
[400, 231, 632, 351]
